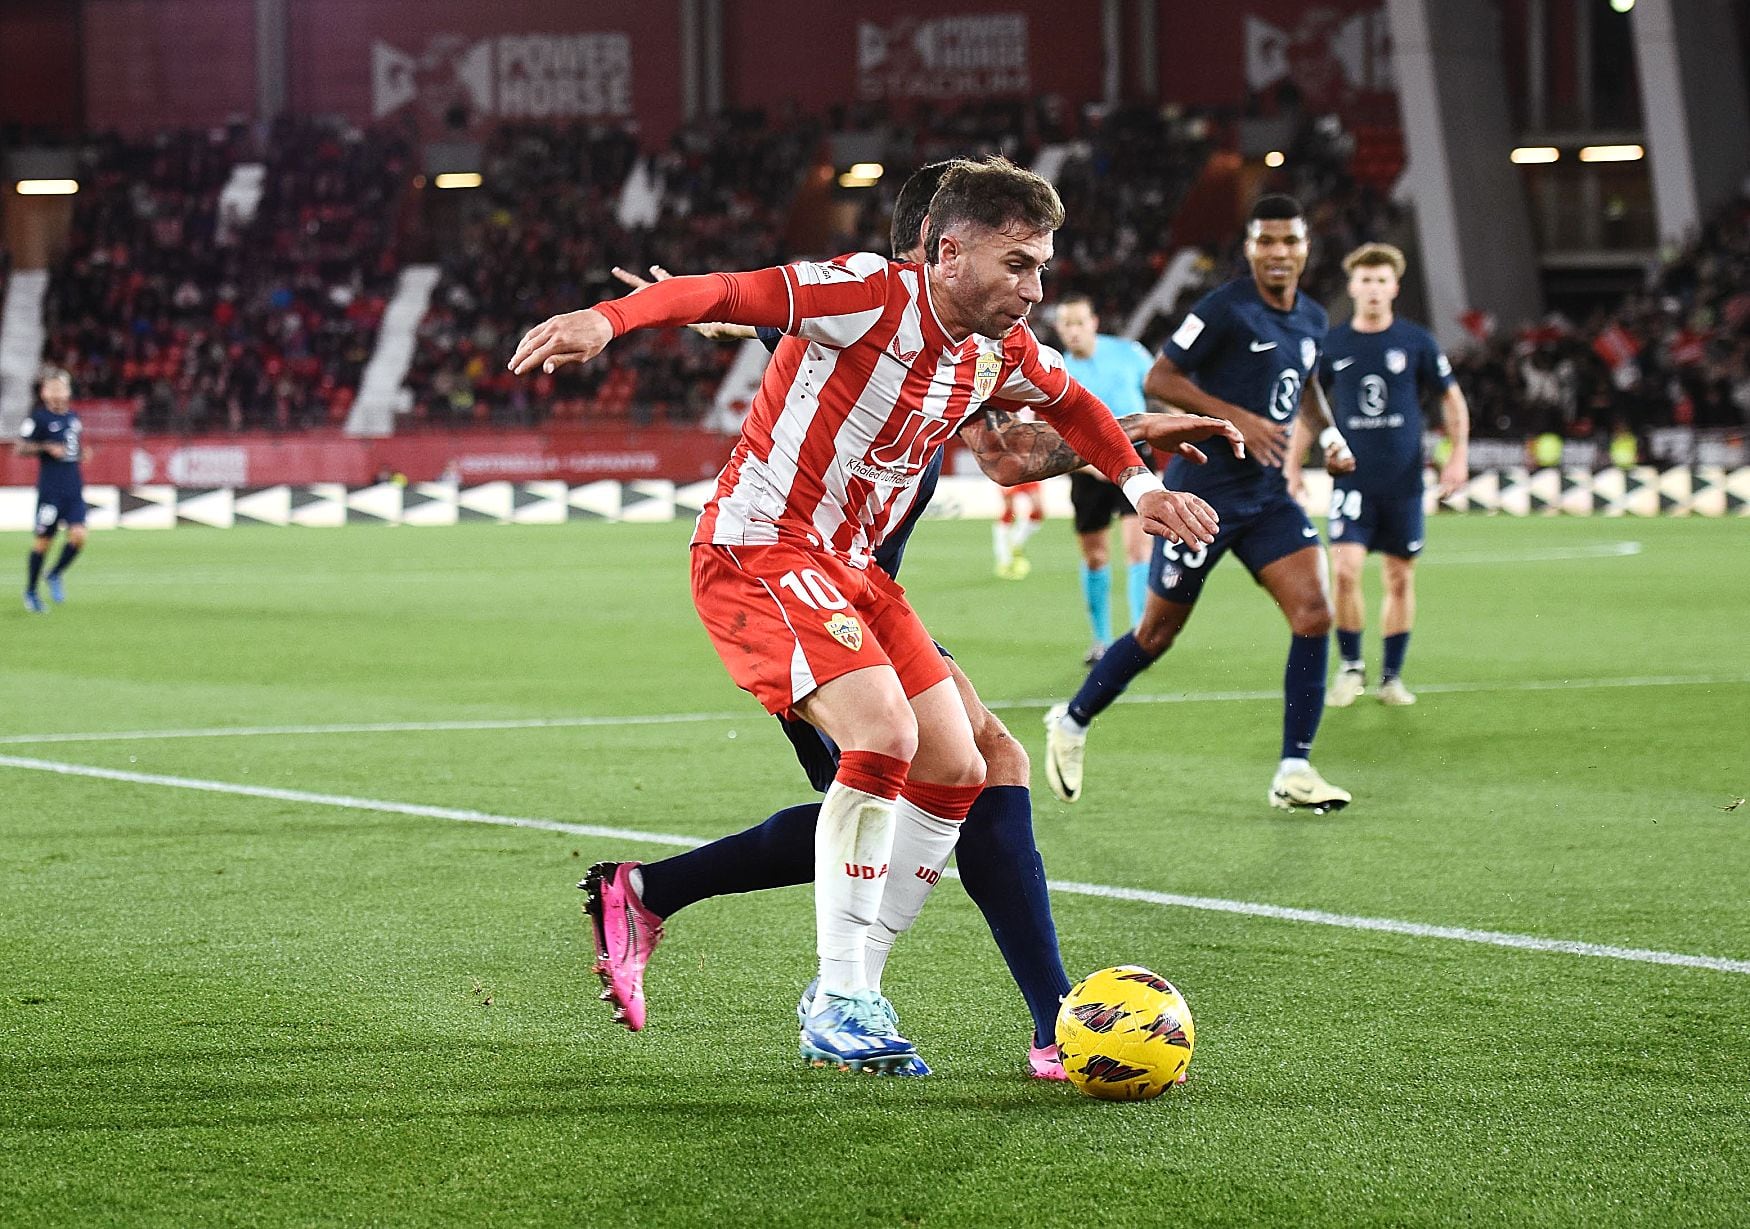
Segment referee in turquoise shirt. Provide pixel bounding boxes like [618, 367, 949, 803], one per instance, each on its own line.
[1053, 294, 1156, 665]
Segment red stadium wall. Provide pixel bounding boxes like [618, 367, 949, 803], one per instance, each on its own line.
[725, 0, 1102, 112]
[0, 0, 83, 135]
[0, 426, 734, 488]
[82, 0, 257, 133]
[286, 0, 683, 142]
[1155, 1, 1395, 123]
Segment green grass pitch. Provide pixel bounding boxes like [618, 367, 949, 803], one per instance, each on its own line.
[3, 513, 1748, 1227]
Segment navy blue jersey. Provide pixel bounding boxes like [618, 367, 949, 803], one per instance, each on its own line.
[19, 405, 85, 494]
[1158, 277, 1327, 497]
[1319, 319, 1454, 497]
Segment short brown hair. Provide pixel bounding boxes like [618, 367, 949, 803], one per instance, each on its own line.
[1342, 243, 1407, 278]
[923, 155, 1065, 265]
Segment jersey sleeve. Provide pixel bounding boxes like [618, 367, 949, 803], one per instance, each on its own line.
[1159, 291, 1228, 375]
[1421, 331, 1457, 392]
[593, 253, 890, 346]
[992, 326, 1071, 406]
[781, 252, 893, 348]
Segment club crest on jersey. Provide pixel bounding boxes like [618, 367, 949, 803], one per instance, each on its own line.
[824, 613, 863, 651]
[973, 352, 1003, 400]
[1386, 348, 1407, 374]
[1301, 337, 1317, 370]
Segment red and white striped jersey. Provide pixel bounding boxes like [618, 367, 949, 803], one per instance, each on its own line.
[593, 252, 1144, 568]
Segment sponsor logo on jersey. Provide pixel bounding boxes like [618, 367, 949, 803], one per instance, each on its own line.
[887, 341, 920, 365]
[1360, 374, 1388, 416]
[1386, 348, 1407, 374]
[1249, 339, 1277, 352]
[973, 352, 1003, 400]
[1302, 337, 1318, 370]
[1271, 367, 1303, 420]
[824, 612, 863, 651]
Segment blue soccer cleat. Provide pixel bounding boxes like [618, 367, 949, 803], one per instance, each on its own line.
[796, 977, 931, 1076]
[46, 573, 64, 604]
[799, 986, 922, 1074]
[23, 590, 45, 614]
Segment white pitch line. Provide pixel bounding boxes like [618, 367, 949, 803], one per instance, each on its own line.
[1424, 540, 1644, 565]
[4, 752, 1748, 978]
[2, 672, 1746, 748]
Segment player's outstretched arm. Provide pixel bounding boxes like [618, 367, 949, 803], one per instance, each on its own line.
[1298, 378, 1355, 477]
[610, 265, 759, 342]
[510, 266, 796, 375]
[1145, 354, 1288, 467]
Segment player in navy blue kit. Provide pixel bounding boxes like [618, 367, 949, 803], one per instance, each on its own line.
[16, 367, 89, 614]
[583, 162, 1239, 1077]
[1044, 195, 1360, 813]
[1287, 243, 1470, 707]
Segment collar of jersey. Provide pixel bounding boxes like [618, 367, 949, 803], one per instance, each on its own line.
[917, 266, 982, 361]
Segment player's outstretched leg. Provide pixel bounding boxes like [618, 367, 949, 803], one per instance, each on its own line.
[581, 802, 823, 1030]
[580, 860, 666, 1031]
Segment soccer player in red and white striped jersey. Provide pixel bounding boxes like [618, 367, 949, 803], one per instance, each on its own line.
[511, 157, 1220, 1073]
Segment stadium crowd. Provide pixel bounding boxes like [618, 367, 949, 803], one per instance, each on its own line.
[17, 105, 1748, 449]
[40, 119, 410, 433]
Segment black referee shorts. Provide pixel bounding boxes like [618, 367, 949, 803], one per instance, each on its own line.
[1070, 472, 1136, 534]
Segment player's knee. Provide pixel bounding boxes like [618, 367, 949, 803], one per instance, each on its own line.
[1290, 600, 1334, 638]
[1333, 555, 1363, 588]
[1384, 566, 1414, 600]
[976, 725, 1030, 788]
[1081, 542, 1110, 569]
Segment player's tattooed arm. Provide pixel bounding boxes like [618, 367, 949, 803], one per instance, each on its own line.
[958, 408, 1085, 485]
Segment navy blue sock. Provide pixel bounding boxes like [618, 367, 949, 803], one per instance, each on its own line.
[49, 543, 80, 577]
[26, 549, 45, 593]
[1282, 633, 1329, 759]
[637, 803, 819, 919]
[1066, 631, 1160, 726]
[955, 786, 1071, 1049]
[1336, 628, 1363, 668]
[1382, 631, 1411, 681]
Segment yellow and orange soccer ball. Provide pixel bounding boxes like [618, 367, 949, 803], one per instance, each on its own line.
[1055, 965, 1195, 1100]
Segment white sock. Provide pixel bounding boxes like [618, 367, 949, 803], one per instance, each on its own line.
[813, 780, 899, 1005]
[863, 797, 962, 993]
[1278, 757, 1310, 776]
[992, 520, 1014, 567]
[1059, 710, 1089, 735]
[627, 866, 645, 899]
[1014, 516, 1041, 548]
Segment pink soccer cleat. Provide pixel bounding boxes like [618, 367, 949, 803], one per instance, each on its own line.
[1028, 1041, 1068, 1081]
[580, 860, 664, 1031]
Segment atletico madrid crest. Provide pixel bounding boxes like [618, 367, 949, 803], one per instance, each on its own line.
[973, 352, 1003, 400]
[824, 613, 863, 651]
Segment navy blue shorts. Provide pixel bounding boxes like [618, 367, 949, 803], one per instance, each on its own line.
[1327, 486, 1424, 558]
[34, 488, 87, 534]
[778, 640, 955, 793]
[1148, 487, 1319, 605]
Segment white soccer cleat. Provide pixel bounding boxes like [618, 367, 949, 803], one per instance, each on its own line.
[1043, 703, 1086, 804]
[1328, 668, 1365, 708]
[1377, 677, 1417, 706]
[1269, 764, 1352, 814]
